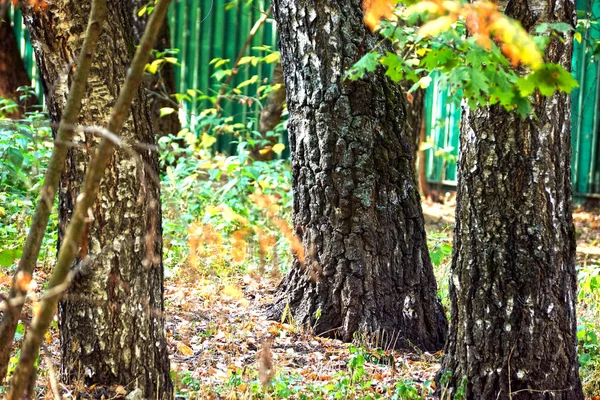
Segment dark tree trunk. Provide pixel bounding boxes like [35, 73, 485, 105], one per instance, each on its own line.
[267, 0, 447, 351]
[22, 1, 173, 398]
[405, 89, 434, 198]
[128, 0, 180, 137]
[406, 88, 424, 164]
[0, 4, 36, 118]
[251, 61, 286, 161]
[438, 0, 584, 398]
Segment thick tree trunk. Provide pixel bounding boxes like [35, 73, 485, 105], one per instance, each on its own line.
[267, 0, 447, 351]
[128, 0, 180, 137]
[0, 4, 36, 118]
[438, 0, 584, 398]
[22, 1, 172, 398]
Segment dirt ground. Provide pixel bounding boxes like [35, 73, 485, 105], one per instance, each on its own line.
[4, 200, 599, 398]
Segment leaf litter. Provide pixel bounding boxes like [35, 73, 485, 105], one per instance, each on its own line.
[0, 202, 598, 398]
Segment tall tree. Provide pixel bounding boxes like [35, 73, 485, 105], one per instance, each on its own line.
[0, 4, 36, 117]
[438, 0, 585, 397]
[21, 1, 172, 397]
[267, 0, 447, 350]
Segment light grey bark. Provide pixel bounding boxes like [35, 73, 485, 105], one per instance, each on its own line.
[21, 0, 172, 397]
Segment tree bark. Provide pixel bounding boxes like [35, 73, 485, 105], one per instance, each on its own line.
[127, 0, 180, 137]
[438, 0, 584, 397]
[267, 0, 447, 351]
[0, 4, 36, 117]
[22, 1, 172, 398]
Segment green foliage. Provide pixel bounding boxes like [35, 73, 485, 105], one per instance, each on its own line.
[0, 104, 57, 270]
[428, 231, 453, 313]
[577, 263, 600, 395]
[347, 8, 578, 118]
[158, 133, 293, 276]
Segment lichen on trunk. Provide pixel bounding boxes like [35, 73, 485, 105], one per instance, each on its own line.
[22, 1, 172, 397]
[267, 0, 447, 351]
[438, 0, 584, 397]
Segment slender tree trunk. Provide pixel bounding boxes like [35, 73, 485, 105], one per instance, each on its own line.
[405, 89, 434, 198]
[128, 0, 180, 137]
[251, 61, 286, 161]
[0, 4, 36, 117]
[22, 1, 172, 398]
[438, 0, 584, 397]
[267, 0, 447, 351]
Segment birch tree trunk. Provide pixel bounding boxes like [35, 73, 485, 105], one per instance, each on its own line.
[22, 1, 172, 397]
[267, 0, 447, 351]
[438, 0, 584, 397]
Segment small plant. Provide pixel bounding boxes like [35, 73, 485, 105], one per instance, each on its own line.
[428, 231, 453, 313]
[577, 263, 600, 396]
[0, 104, 56, 270]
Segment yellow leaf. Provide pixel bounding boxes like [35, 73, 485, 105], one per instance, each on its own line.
[418, 16, 456, 37]
[222, 284, 244, 300]
[201, 132, 217, 148]
[416, 48, 429, 57]
[259, 147, 271, 155]
[115, 385, 127, 396]
[418, 76, 432, 89]
[575, 32, 582, 43]
[272, 143, 285, 154]
[176, 342, 194, 356]
[404, 1, 443, 17]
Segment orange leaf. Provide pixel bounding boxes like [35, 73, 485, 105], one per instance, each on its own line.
[176, 342, 194, 356]
[363, 0, 397, 31]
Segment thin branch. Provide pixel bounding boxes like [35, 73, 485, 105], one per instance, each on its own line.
[6, 0, 172, 396]
[0, 0, 108, 382]
[213, 6, 272, 112]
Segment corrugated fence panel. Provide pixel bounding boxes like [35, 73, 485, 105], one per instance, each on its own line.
[571, 0, 600, 196]
[424, 77, 461, 185]
[8, 7, 43, 101]
[423, 0, 600, 196]
[9, 0, 600, 195]
[167, 0, 276, 154]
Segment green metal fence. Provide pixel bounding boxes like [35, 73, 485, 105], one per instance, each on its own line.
[168, 0, 278, 154]
[571, 0, 600, 196]
[423, 0, 600, 196]
[9, 0, 600, 196]
[7, 7, 44, 102]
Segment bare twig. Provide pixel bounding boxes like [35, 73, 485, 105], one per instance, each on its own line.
[213, 6, 272, 113]
[6, 0, 172, 397]
[0, 0, 108, 382]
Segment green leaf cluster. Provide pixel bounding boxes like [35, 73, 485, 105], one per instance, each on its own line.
[347, 12, 579, 119]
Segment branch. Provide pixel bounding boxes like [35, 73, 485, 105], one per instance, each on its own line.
[0, 0, 108, 382]
[6, 0, 172, 397]
[213, 6, 272, 112]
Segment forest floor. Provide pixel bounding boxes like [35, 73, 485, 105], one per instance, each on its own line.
[4, 201, 600, 399]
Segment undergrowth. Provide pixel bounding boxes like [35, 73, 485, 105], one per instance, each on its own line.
[0, 91, 599, 398]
